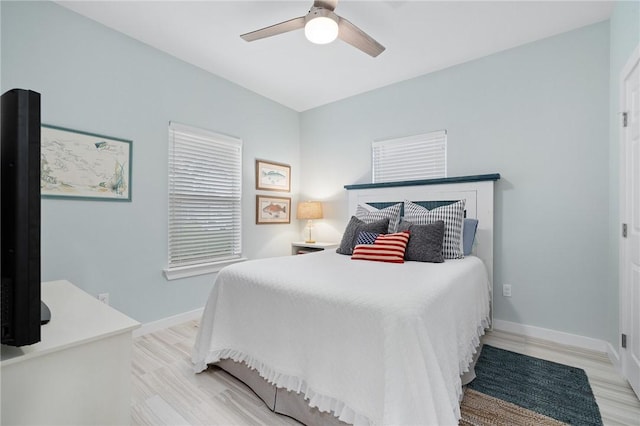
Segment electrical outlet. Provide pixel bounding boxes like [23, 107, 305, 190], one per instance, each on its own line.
[97, 293, 109, 305]
[502, 284, 512, 297]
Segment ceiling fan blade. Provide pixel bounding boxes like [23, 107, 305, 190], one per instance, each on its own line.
[338, 17, 385, 58]
[313, 0, 338, 11]
[241, 16, 305, 42]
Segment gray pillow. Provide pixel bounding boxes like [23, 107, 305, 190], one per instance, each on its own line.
[404, 200, 465, 259]
[336, 217, 390, 255]
[398, 220, 445, 263]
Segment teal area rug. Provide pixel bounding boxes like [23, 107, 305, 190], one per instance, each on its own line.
[467, 345, 603, 425]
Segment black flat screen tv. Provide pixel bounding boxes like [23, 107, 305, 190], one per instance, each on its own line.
[1, 88, 50, 347]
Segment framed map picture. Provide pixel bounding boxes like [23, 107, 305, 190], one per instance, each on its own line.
[41, 125, 132, 201]
[256, 159, 290, 192]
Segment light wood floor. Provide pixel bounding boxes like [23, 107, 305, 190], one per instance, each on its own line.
[131, 321, 640, 425]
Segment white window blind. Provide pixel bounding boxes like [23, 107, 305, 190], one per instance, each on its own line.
[372, 130, 447, 183]
[166, 122, 243, 279]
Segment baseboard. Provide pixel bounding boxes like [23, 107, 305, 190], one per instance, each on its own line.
[492, 319, 610, 354]
[491, 320, 626, 376]
[607, 342, 622, 372]
[133, 308, 204, 338]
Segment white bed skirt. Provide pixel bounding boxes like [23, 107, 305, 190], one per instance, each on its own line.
[214, 343, 483, 426]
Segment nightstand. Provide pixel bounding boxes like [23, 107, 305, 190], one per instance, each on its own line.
[291, 241, 338, 255]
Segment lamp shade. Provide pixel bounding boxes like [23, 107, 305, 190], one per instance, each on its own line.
[296, 201, 323, 220]
[304, 16, 339, 44]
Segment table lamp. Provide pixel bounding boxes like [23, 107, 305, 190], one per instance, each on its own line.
[296, 201, 323, 243]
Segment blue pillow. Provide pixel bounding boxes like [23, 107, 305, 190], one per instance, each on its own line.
[463, 218, 478, 256]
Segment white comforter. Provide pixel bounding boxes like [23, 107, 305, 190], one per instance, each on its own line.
[192, 250, 490, 425]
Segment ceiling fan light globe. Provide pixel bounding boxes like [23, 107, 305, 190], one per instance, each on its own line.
[304, 16, 339, 44]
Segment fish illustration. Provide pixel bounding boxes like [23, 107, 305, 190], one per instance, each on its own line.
[263, 202, 286, 216]
[95, 141, 107, 150]
[262, 170, 286, 180]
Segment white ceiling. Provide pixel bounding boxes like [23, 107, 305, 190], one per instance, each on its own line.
[57, 1, 613, 112]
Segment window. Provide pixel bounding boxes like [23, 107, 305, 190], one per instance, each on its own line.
[165, 122, 244, 280]
[372, 130, 447, 183]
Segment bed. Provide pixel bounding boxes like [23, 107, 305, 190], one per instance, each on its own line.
[193, 174, 499, 425]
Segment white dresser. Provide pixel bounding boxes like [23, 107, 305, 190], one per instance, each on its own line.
[1, 280, 140, 425]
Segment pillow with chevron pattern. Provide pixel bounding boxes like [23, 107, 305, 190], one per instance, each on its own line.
[403, 200, 466, 259]
[355, 202, 402, 233]
[351, 231, 410, 263]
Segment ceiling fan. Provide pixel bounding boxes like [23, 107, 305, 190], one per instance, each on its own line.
[240, 0, 385, 58]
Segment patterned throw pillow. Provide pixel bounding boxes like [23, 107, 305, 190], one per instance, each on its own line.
[355, 202, 402, 233]
[403, 200, 465, 259]
[336, 217, 390, 256]
[397, 220, 445, 263]
[351, 231, 410, 263]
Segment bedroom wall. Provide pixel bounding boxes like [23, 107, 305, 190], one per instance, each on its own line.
[0, 1, 629, 346]
[607, 1, 640, 348]
[299, 22, 613, 344]
[1, 1, 301, 323]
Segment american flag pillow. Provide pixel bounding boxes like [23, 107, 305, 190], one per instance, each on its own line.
[355, 231, 380, 245]
[351, 231, 410, 263]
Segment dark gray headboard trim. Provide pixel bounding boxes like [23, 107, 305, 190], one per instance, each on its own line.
[344, 173, 500, 190]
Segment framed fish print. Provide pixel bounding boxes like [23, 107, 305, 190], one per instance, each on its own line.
[41, 124, 132, 201]
[256, 159, 291, 192]
[256, 195, 291, 224]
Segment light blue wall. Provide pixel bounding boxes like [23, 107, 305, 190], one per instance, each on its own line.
[608, 1, 640, 346]
[300, 22, 613, 343]
[1, 1, 301, 323]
